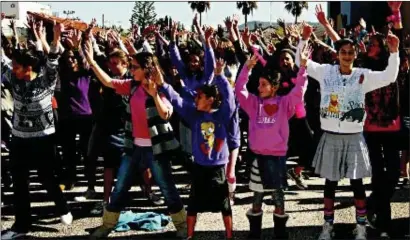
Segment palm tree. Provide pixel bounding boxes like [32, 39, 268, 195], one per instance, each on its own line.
[284, 1, 308, 24]
[236, 2, 258, 28]
[188, 2, 210, 26]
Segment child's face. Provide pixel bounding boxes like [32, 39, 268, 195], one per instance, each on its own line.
[188, 55, 201, 72]
[337, 44, 357, 69]
[258, 77, 278, 99]
[195, 92, 213, 112]
[279, 52, 294, 73]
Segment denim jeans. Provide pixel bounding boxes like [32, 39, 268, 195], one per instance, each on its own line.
[106, 145, 183, 214]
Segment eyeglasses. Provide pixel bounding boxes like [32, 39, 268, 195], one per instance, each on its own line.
[130, 64, 141, 70]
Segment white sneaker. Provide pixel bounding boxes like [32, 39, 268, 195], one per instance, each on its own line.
[1, 230, 27, 240]
[380, 232, 390, 239]
[353, 224, 367, 240]
[60, 212, 73, 225]
[318, 222, 334, 240]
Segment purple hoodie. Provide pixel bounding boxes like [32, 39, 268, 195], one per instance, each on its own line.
[235, 65, 308, 156]
[160, 74, 235, 166]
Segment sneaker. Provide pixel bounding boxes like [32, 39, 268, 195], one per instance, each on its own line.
[60, 212, 73, 225]
[287, 169, 308, 190]
[353, 224, 367, 240]
[90, 201, 105, 215]
[1, 230, 27, 240]
[367, 212, 377, 229]
[74, 189, 97, 202]
[318, 222, 334, 240]
[380, 232, 390, 239]
[148, 193, 164, 206]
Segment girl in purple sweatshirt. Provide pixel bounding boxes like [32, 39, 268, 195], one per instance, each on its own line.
[159, 59, 236, 240]
[235, 47, 310, 239]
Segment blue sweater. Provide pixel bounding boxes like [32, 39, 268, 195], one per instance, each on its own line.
[160, 75, 235, 166]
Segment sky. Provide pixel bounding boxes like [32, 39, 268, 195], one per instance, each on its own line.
[44, 1, 327, 30]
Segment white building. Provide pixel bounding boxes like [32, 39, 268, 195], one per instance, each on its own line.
[1, 2, 52, 37]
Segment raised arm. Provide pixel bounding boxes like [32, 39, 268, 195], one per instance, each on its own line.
[363, 33, 400, 93]
[213, 59, 236, 123]
[234, 56, 259, 116]
[156, 76, 196, 124]
[169, 22, 187, 79]
[315, 5, 340, 42]
[203, 27, 216, 84]
[83, 38, 114, 88]
[142, 67, 173, 120]
[295, 24, 327, 85]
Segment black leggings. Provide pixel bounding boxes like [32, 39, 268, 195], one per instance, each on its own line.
[324, 179, 366, 199]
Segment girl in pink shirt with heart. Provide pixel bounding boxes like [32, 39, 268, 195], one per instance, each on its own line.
[234, 45, 311, 239]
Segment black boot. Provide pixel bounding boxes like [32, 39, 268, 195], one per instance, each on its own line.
[273, 213, 289, 239]
[246, 209, 262, 239]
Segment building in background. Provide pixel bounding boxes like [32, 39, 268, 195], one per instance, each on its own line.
[1, 2, 52, 37]
[328, 1, 409, 34]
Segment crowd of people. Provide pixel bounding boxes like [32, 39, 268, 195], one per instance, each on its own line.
[1, 1, 409, 240]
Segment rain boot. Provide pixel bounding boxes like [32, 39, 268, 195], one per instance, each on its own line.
[246, 209, 263, 239]
[89, 208, 120, 239]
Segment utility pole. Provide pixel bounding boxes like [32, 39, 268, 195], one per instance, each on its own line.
[102, 14, 104, 28]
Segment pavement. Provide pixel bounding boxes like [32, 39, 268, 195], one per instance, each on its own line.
[1, 157, 409, 240]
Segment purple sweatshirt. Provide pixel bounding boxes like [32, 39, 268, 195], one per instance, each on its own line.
[169, 42, 215, 90]
[235, 65, 308, 156]
[59, 72, 92, 117]
[160, 74, 235, 166]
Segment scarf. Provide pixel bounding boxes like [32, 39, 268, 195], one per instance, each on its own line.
[123, 81, 180, 159]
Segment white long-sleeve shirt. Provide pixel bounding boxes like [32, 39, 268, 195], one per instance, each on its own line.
[295, 40, 400, 133]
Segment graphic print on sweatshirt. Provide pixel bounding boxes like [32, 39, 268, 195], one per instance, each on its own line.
[256, 98, 280, 125]
[199, 121, 224, 155]
[319, 69, 366, 123]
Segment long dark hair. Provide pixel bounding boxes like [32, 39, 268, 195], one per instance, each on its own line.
[131, 52, 163, 79]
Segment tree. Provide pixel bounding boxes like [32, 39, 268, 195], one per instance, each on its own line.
[188, 1, 210, 26]
[236, 2, 258, 28]
[129, 2, 157, 30]
[284, 1, 308, 24]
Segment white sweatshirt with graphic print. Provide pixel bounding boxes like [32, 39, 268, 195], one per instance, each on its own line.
[295, 40, 399, 133]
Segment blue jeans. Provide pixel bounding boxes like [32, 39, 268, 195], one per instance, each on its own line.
[106, 145, 184, 214]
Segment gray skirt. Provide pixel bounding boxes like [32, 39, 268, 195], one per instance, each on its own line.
[312, 131, 372, 181]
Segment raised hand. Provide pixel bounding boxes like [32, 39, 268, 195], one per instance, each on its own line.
[193, 13, 199, 27]
[224, 16, 233, 30]
[301, 22, 313, 41]
[170, 21, 178, 41]
[277, 18, 286, 30]
[386, 32, 400, 53]
[299, 42, 313, 67]
[152, 65, 165, 87]
[142, 78, 158, 97]
[246, 55, 258, 69]
[388, 1, 402, 12]
[66, 29, 82, 49]
[315, 4, 329, 26]
[232, 14, 240, 28]
[205, 26, 214, 42]
[84, 18, 96, 40]
[53, 21, 65, 44]
[83, 38, 94, 63]
[241, 27, 251, 47]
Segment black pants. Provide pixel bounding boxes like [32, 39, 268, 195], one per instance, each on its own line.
[59, 115, 93, 184]
[10, 134, 70, 232]
[364, 132, 401, 232]
[287, 117, 315, 168]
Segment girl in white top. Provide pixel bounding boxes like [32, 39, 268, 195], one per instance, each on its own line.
[295, 23, 400, 240]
